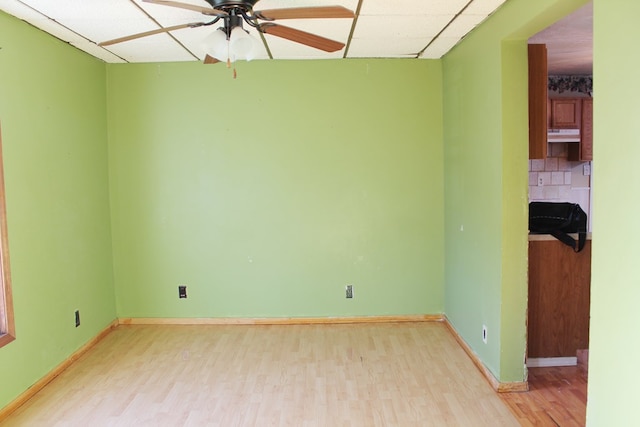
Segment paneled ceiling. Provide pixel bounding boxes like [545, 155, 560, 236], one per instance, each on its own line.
[0, 0, 509, 63]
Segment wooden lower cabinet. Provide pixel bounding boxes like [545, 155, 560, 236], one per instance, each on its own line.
[528, 239, 591, 358]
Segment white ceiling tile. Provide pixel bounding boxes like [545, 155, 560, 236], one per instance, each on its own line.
[87, 20, 169, 47]
[14, 16, 86, 43]
[347, 37, 429, 58]
[0, 0, 516, 63]
[464, 0, 507, 15]
[0, 0, 41, 19]
[70, 41, 126, 63]
[360, 0, 469, 16]
[439, 14, 486, 38]
[12, 0, 133, 19]
[21, 0, 168, 45]
[20, 1, 147, 41]
[136, 0, 218, 26]
[0, 1, 88, 44]
[421, 37, 461, 59]
[354, 15, 453, 39]
[103, 35, 198, 63]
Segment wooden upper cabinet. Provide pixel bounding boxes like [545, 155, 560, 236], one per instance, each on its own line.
[568, 98, 593, 161]
[550, 98, 582, 128]
[528, 44, 548, 159]
[527, 44, 593, 161]
[580, 98, 593, 161]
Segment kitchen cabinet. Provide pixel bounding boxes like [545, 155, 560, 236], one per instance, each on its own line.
[544, 97, 593, 161]
[550, 98, 582, 128]
[528, 43, 594, 161]
[528, 238, 591, 358]
[528, 44, 548, 159]
[568, 98, 593, 161]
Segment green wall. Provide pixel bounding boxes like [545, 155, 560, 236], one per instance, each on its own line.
[106, 60, 445, 318]
[0, 11, 116, 409]
[5, 0, 633, 421]
[587, 0, 640, 424]
[441, 0, 589, 382]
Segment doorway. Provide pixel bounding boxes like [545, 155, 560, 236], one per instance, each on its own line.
[525, 1, 593, 422]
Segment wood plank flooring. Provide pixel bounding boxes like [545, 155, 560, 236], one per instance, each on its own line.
[500, 366, 588, 426]
[1, 322, 519, 426]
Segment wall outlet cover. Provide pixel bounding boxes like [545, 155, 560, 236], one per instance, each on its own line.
[346, 284, 353, 299]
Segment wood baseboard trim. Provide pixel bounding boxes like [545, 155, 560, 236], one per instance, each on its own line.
[118, 314, 444, 325]
[0, 319, 118, 422]
[443, 316, 528, 393]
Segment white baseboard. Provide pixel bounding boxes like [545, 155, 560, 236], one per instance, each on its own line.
[527, 357, 577, 367]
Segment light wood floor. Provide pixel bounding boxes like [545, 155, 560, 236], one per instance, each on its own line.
[500, 366, 588, 426]
[1, 322, 519, 426]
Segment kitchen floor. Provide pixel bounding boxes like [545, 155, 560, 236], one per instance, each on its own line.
[500, 366, 588, 426]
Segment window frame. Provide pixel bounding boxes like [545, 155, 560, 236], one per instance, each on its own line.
[0, 122, 15, 348]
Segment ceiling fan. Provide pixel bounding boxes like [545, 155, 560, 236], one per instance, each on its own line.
[99, 0, 355, 64]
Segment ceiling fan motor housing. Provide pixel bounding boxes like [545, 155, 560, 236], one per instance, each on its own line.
[206, 0, 259, 11]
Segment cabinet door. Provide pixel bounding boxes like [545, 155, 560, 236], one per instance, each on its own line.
[528, 240, 591, 358]
[528, 44, 548, 159]
[580, 98, 593, 161]
[551, 98, 582, 128]
[567, 98, 593, 161]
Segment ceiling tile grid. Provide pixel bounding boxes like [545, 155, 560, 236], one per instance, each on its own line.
[0, 0, 508, 63]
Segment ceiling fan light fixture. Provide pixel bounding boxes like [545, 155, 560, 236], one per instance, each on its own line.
[202, 28, 229, 62]
[202, 25, 259, 63]
[229, 26, 259, 61]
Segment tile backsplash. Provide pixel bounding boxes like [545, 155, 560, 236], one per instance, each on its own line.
[529, 142, 592, 231]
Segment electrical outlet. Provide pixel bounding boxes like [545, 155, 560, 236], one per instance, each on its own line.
[345, 284, 353, 299]
[178, 285, 187, 299]
[482, 324, 488, 344]
[75, 310, 80, 328]
[583, 163, 591, 176]
[537, 176, 544, 186]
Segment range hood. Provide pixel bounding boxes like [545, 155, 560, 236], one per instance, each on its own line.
[548, 128, 580, 143]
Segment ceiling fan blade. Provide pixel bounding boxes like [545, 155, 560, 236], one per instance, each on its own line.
[255, 6, 354, 20]
[259, 23, 345, 53]
[142, 0, 226, 16]
[204, 55, 220, 64]
[98, 22, 201, 46]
